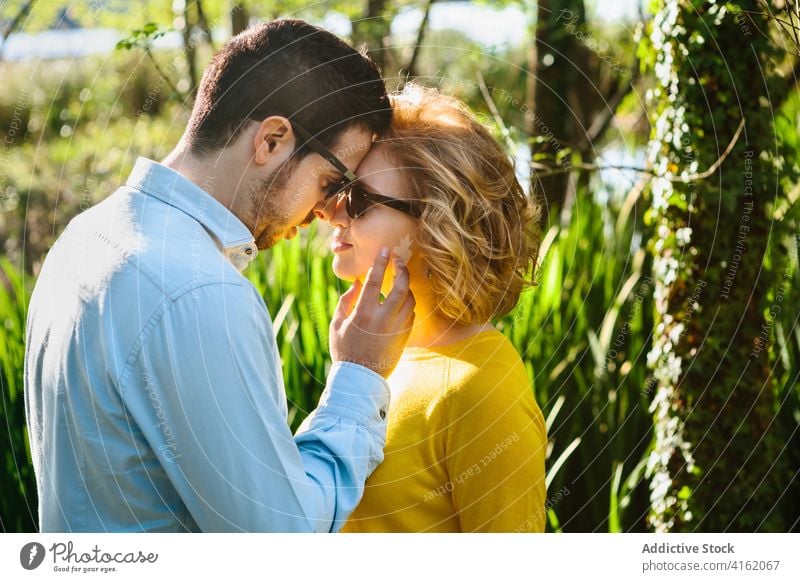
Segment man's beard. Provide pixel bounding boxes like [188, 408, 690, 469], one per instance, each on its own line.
[247, 160, 315, 250]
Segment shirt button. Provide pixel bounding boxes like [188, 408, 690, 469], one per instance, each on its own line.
[379, 410, 386, 420]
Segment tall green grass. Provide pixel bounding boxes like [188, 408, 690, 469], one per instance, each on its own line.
[0, 258, 37, 532]
[499, 185, 656, 532]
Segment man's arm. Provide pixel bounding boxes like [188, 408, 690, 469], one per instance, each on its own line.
[120, 279, 388, 532]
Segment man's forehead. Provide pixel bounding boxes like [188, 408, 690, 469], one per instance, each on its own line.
[328, 128, 374, 174]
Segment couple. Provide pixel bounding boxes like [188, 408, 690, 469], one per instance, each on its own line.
[24, 19, 546, 533]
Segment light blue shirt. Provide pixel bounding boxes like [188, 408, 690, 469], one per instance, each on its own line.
[24, 156, 390, 533]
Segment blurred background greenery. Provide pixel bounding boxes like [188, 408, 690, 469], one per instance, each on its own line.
[1, 0, 798, 533]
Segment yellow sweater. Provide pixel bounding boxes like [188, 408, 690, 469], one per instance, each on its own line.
[341, 328, 547, 533]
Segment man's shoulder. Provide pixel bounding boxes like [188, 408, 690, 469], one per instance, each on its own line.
[71, 185, 247, 299]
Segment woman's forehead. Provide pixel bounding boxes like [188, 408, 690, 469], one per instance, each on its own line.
[355, 143, 404, 190]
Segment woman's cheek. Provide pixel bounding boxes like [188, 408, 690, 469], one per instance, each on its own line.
[331, 256, 352, 281]
[352, 214, 418, 285]
[351, 221, 386, 269]
[331, 244, 374, 282]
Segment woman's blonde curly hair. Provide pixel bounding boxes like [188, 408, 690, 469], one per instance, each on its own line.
[380, 84, 542, 326]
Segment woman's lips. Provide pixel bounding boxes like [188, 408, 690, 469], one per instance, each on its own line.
[331, 241, 353, 253]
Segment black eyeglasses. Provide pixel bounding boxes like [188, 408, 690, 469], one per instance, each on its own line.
[292, 121, 422, 220]
[336, 181, 422, 220]
[291, 122, 356, 199]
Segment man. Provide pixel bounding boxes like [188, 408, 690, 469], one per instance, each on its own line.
[24, 19, 415, 532]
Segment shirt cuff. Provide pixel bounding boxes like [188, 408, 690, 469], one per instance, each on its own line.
[315, 361, 391, 427]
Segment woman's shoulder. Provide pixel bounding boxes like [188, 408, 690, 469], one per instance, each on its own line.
[436, 329, 546, 444]
[441, 329, 532, 403]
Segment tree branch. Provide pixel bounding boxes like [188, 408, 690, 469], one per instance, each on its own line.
[145, 48, 183, 99]
[475, 70, 518, 155]
[0, 0, 37, 60]
[533, 118, 746, 183]
[405, 0, 434, 78]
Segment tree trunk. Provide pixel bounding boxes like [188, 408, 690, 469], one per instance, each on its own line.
[528, 0, 596, 218]
[527, 0, 637, 222]
[645, 0, 793, 532]
[351, 0, 392, 74]
[182, 1, 198, 97]
[529, 0, 572, 218]
[405, 0, 434, 80]
[231, 3, 249, 37]
[524, 0, 539, 207]
[195, 0, 214, 51]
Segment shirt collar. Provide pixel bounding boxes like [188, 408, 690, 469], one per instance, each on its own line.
[125, 156, 258, 271]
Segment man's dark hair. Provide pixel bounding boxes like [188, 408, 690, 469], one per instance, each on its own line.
[185, 19, 392, 156]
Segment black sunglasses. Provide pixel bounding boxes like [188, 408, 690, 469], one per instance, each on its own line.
[336, 182, 422, 220]
[292, 121, 422, 220]
[291, 122, 356, 199]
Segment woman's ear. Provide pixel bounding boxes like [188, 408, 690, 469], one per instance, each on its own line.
[253, 116, 294, 166]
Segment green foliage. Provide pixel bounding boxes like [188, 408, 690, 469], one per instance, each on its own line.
[0, 258, 37, 532]
[0, 56, 186, 269]
[115, 22, 172, 51]
[501, 185, 656, 531]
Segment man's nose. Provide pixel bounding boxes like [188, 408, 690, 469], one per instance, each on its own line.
[314, 195, 346, 224]
[312, 196, 332, 221]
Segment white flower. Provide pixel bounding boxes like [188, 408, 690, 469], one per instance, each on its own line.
[675, 227, 692, 246]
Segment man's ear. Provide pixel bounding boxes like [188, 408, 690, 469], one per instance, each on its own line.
[252, 116, 295, 166]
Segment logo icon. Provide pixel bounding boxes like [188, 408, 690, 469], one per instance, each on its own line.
[20, 542, 46, 570]
[393, 234, 413, 264]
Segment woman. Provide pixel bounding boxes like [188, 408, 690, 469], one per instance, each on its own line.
[320, 84, 547, 532]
